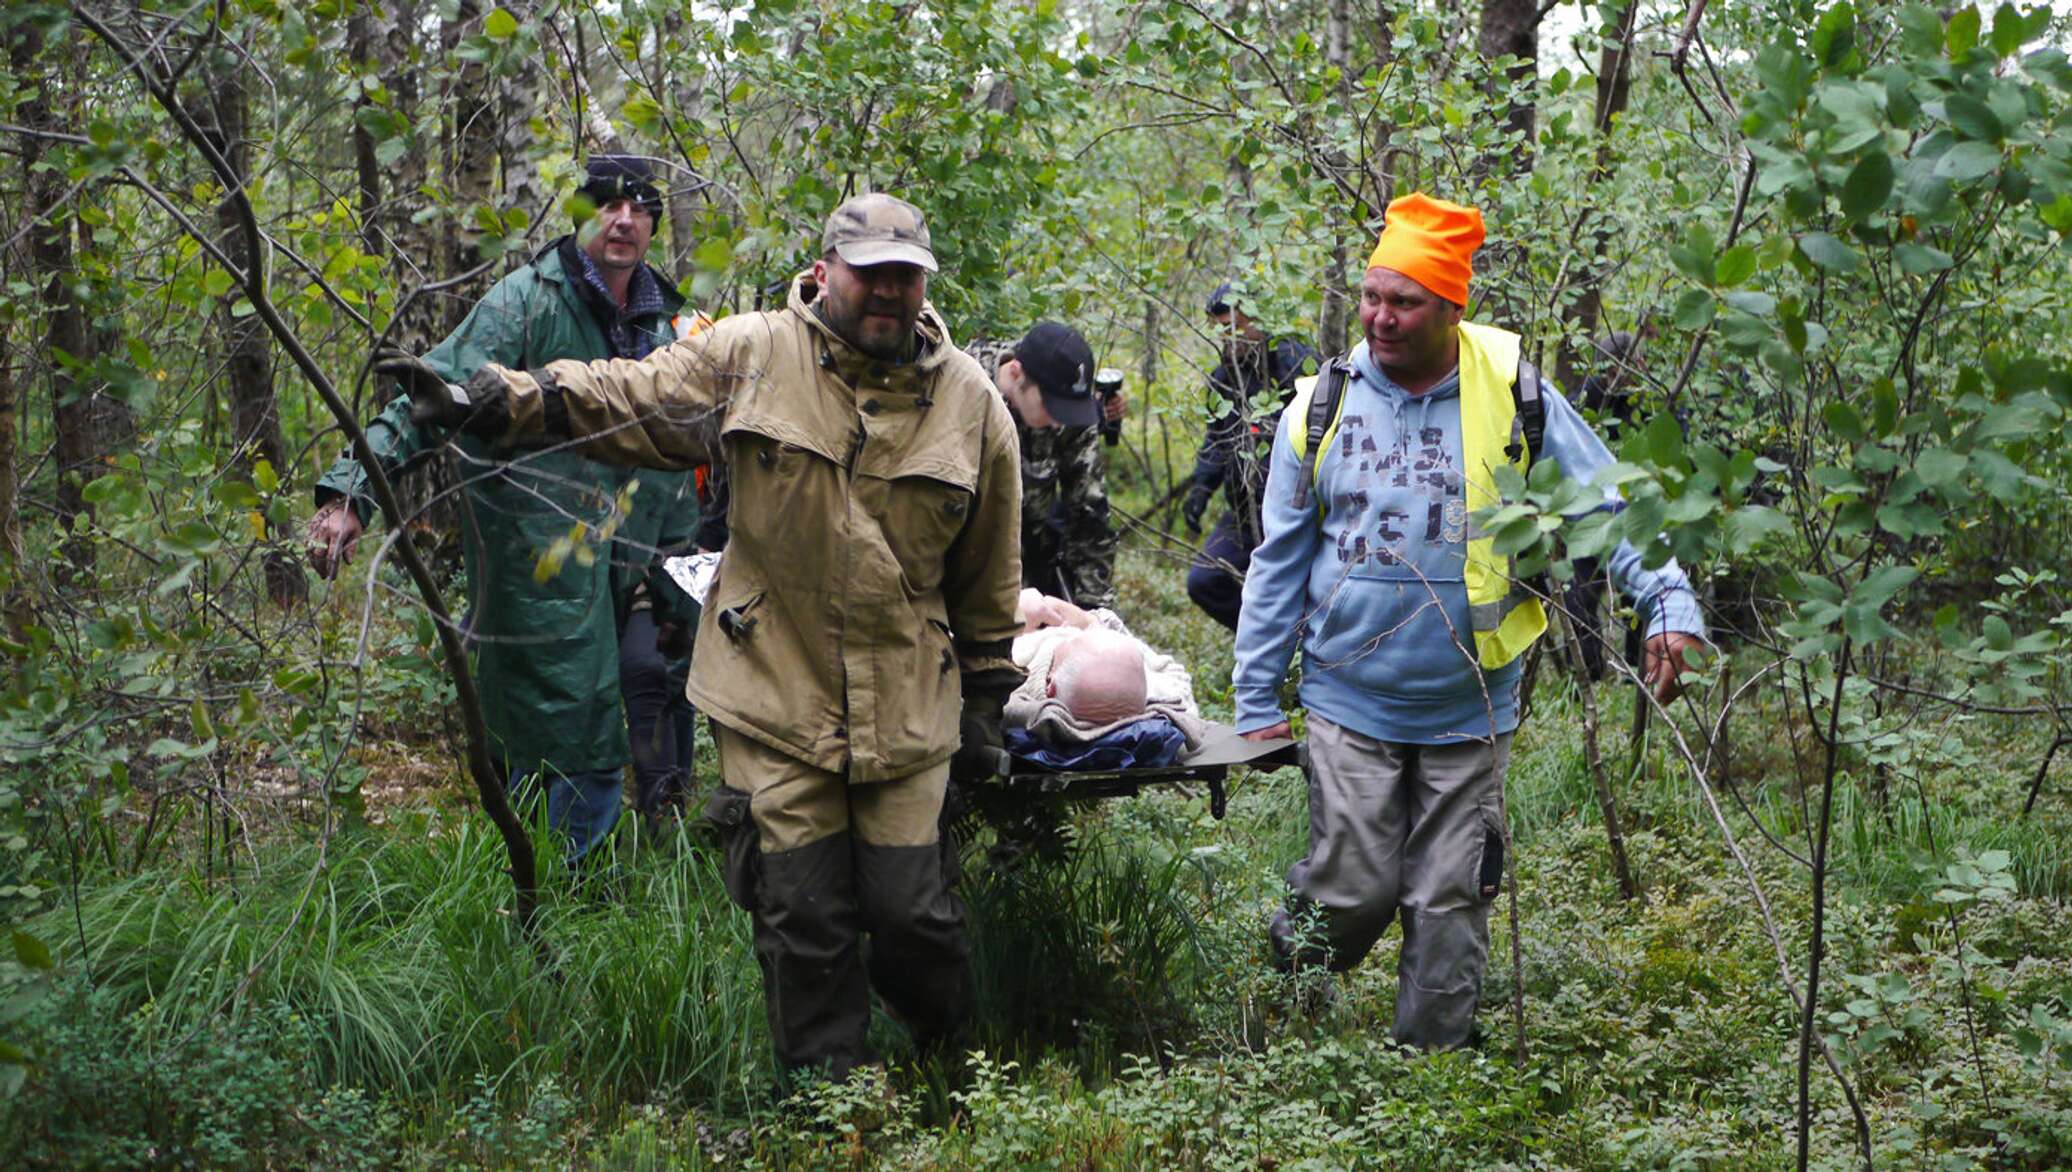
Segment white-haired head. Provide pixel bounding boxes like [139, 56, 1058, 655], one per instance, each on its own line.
[1047, 628, 1148, 724]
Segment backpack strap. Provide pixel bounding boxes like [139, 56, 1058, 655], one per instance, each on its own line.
[1507, 356, 1545, 469]
[1291, 355, 1353, 512]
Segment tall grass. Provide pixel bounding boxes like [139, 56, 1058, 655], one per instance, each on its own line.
[62, 816, 767, 1112]
[49, 801, 1223, 1118]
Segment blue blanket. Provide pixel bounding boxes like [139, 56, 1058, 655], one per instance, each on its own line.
[1006, 717, 1188, 772]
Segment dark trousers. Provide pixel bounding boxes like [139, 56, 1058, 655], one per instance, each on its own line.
[507, 767, 623, 863]
[1187, 512, 1255, 631]
[619, 608, 697, 820]
[1562, 566, 1643, 680]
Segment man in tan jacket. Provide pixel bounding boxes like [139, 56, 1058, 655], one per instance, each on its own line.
[382, 193, 1024, 1082]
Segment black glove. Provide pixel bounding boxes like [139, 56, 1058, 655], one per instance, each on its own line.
[949, 697, 1008, 782]
[1182, 482, 1214, 535]
[374, 348, 512, 435]
[654, 619, 692, 660]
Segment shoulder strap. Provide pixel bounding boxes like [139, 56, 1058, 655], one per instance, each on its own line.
[1291, 356, 1352, 512]
[1507, 356, 1545, 469]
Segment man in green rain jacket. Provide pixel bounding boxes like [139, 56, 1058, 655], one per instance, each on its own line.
[307, 156, 703, 858]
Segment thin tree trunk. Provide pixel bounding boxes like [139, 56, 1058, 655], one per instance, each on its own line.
[1555, 1, 1639, 392]
[1367, 2, 1401, 204]
[1798, 642, 1853, 1171]
[0, 321, 22, 632]
[444, 0, 499, 329]
[349, 5, 385, 258]
[663, 9, 708, 277]
[1475, 0, 1539, 174]
[497, 3, 551, 256]
[1319, 0, 1354, 358]
[18, 32, 105, 578]
[1560, 607, 1643, 901]
[209, 59, 303, 606]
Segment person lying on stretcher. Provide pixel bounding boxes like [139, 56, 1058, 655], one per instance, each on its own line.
[1006, 589, 1208, 769]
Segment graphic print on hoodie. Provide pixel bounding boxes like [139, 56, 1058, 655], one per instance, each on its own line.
[1230, 340, 1705, 745]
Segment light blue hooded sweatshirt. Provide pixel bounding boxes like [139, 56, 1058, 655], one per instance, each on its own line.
[1230, 340, 1706, 744]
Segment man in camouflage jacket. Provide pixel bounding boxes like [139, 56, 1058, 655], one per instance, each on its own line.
[969, 321, 1119, 609]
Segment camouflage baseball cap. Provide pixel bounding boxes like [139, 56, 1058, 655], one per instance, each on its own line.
[822, 193, 937, 272]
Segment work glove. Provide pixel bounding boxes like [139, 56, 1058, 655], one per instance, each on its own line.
[1181, 482, 1214, 536]
[373, 348, 513, 436]
[949, 695, 1009, 782]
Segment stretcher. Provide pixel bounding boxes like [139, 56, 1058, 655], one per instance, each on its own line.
[984, 724, 1300, 820]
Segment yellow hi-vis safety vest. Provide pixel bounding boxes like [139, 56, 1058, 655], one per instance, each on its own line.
[1285, 321, 1548, 670]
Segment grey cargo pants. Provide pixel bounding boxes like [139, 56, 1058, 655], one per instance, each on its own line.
[1271, 715, 1512, 1050]
[704, 725, 969, 1081]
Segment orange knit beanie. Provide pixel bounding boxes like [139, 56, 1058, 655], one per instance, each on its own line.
[1366, 193, 1484, 307]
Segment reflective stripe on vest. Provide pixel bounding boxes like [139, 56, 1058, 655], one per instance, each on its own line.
[1284, 321, 1547, 670]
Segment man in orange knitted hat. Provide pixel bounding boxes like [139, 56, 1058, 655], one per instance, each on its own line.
[1230, 192, 1708, 1048]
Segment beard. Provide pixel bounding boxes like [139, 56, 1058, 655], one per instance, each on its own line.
[823, 286, 918, 360]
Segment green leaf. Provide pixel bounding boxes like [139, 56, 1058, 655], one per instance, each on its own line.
[1990, 3, 2026, 57]
[1723, 290, 1777, 316]
[1718, 312, 1770, 353]
[1894, 243, 1954, 273]
[1870, 378, 1899, 437]
[484, 7, 518, 39]
[1799, 232, 1860, 272]
[1946, 5, 1982, 60]
[1856, 564, 1920, 608]
[1840, 151, 1895, 220]
[1915, 448, 1967, 486]
[1646, 412, 1685, 469]
[1984, 614, 2013, 650]
[1933, 140, 2001, 181]
[1672, 289, 1716, 330]
[1943, 93, 2005, 142]
[10, 931, 52, 971]
[1621, 493, 1666, 545]
[1897, 3, 1946, 54]
[1713, 245, 1757, 287]
[1726, 507, 1792, 553]
[691, 236, 733, 271]
[1825, 401, 1869, 443]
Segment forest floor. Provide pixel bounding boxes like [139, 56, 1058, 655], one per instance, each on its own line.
[5, 512, 2071, 1169]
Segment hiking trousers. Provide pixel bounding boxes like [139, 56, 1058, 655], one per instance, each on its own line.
[703, 725, 968, 1080]
[1272, 715, 1511, 1050]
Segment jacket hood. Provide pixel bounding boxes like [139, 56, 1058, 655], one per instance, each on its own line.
[1349, 339, 1461, 403]
[787, 269, 955, 372]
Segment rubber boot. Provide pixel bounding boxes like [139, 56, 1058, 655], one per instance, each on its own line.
[854, 839, 970, 1055]
[753, 831, 869, 1080]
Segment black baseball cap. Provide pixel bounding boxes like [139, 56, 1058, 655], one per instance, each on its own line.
[1015, 322, 1100, 428]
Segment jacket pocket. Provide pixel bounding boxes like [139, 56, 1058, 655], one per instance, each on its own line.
[701, 786, 760, 912]
[881, 474, 974, 594]
[928, 617, 955, 678]
[714, 590, 766, 641]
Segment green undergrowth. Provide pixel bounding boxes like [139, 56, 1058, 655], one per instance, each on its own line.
[6, 547, 2072, 1167]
